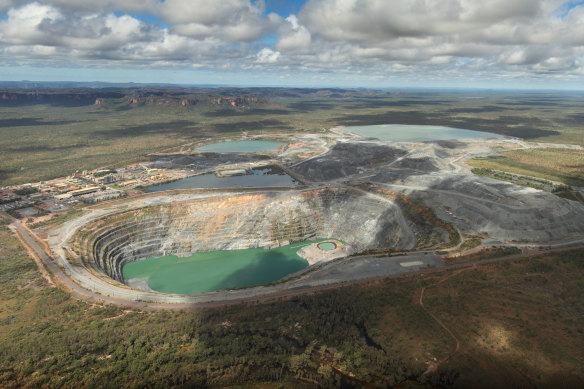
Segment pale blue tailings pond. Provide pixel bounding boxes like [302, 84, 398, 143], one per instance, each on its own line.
[198, 140, 285, 153]
[344, 124, 503, 142]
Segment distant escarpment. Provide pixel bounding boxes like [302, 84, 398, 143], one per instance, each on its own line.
[0, 90, 124, 107]
[124, 94, 265, 107]
[0, 88, 267, 109]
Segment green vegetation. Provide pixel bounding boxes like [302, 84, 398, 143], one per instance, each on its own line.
[458, 236, 482, 252]
[5, 209, 23, 219]
[13, 187, 38, 196]
[93, 169, 117, 177]
[554, 187, 584, 204]
[470, 167, 554, 190]
[2, 222, 583, 387]
[471, 165, 584, 204]
[469, 148, 584, 187]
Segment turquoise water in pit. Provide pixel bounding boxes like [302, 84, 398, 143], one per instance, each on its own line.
[122, 240, 327, 295]
[344, 124, 503, 142]
[198, 140, 285, 153]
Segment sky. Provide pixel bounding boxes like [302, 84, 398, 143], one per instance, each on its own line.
[1, 0, 584, 89]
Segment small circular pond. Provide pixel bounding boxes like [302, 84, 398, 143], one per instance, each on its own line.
[317, 242, 337, 251]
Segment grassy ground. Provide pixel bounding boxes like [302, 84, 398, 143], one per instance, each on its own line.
[469, 148, 584, 187]
[1, 220, 583, 387]
[423, 251, 584, 388]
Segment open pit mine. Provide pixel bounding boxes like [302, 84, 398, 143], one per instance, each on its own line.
[44, 129, 584, 307]
[75, 189, 415, 283]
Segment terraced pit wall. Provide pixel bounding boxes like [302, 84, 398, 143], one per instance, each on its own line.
[72, 188, 425, 283]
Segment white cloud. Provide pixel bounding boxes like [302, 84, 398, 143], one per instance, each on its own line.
[0, 2, 62, 45]
[161, 0, 278, 42]
[276, 15, 312, 52]
[0, 1, 259, 67]
[256, 48, 280, 63]
[162, 0, 254, 25]
[40, 0, 159, 13]
[0, 2, 150, 52]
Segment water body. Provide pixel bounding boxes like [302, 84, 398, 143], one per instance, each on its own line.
[146, 166, 300, 192]
[122, 240, 325, 295]
[198, 140, 285, 153]
[317, 242, 337, 250]
[344, 124, 503, 142]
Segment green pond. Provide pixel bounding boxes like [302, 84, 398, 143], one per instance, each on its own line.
[197, 140, 285, 153]
[122, 240, 326, 295]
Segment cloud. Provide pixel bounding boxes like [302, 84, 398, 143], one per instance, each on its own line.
[161, 0, 279, 42]
[0, 2, 150, 51]
[0, 2, 63, 46]
[0, 0, 11, 10]
[256, 47, 280, 63]
[0, 0, 280, 68]
[161, 0, 255, 25]
[298, 0, 546, 41]
[276, 0, 584, 79]
[37, 0, 159, 13]
[276, 15, 312, 52]
[0, 0, 583, 85]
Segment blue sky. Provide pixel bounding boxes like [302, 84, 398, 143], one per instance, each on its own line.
[557, 0, 584, 17]
[0, 0, 583, 89]
[265, 0, 307, 17]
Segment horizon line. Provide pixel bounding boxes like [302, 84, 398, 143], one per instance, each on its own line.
[1, 80, 584, 92]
